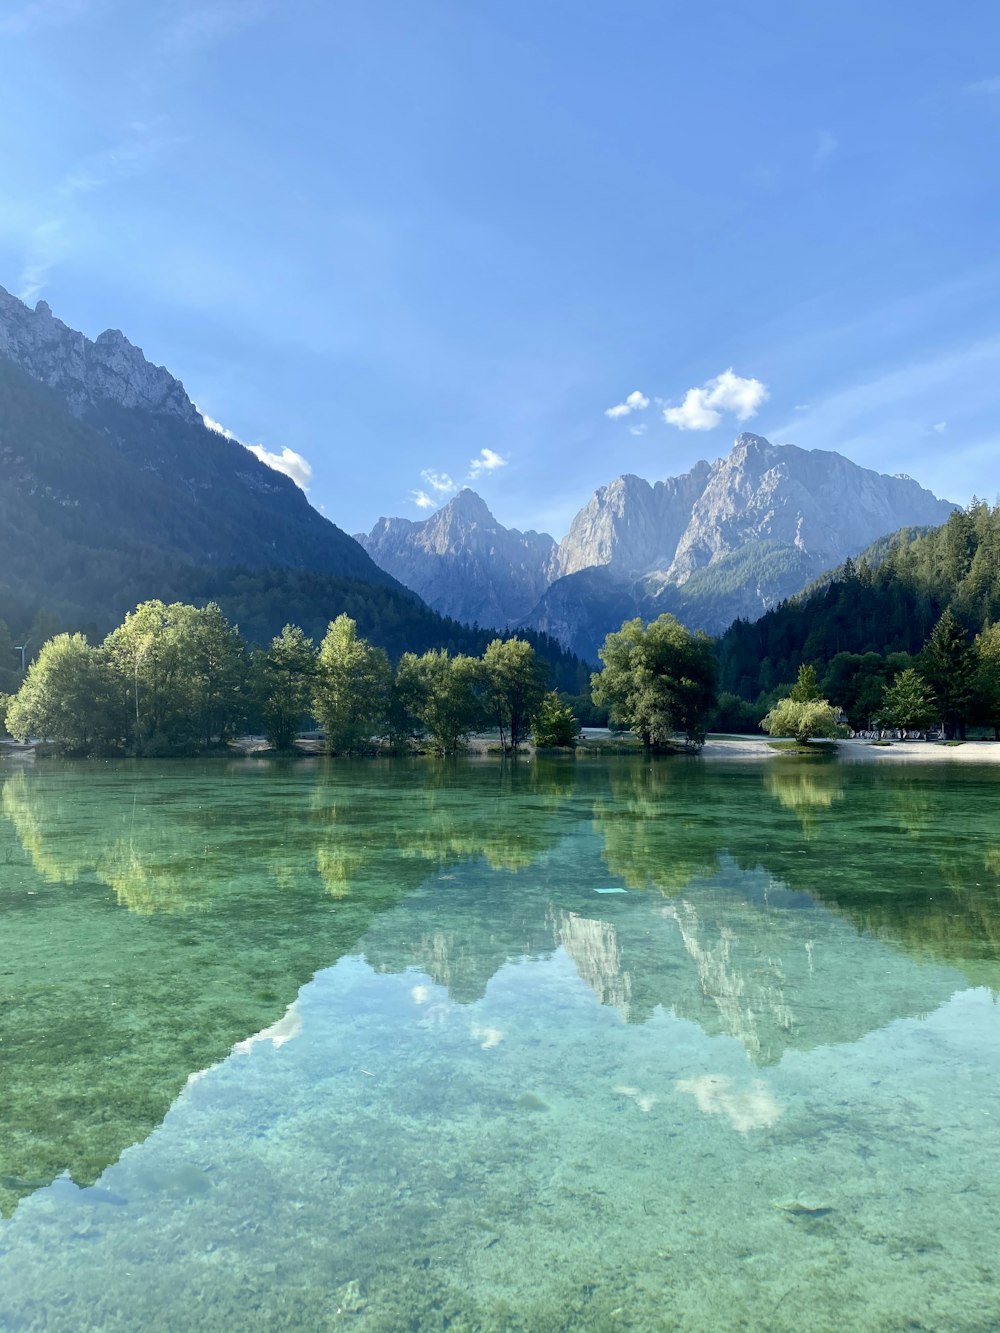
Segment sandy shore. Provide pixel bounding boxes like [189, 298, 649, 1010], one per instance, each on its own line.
[700, 736, 1000, 763]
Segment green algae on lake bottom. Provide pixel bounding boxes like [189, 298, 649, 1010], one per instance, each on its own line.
[1, 756, 1000, 1331]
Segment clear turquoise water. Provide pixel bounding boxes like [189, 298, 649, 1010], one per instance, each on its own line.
[2, 756, 1000, 1331]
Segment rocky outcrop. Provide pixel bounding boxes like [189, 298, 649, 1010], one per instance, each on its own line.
[0, 285, 200, 424]
[357, 488, 558, 628]
[663, 433, 955, 584]
[555, 463, 711, 577]
[359, 434, 956, 654]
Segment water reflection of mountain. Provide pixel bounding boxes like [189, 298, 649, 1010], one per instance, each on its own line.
[4, 757, 1000, 1216]
[0, 761, 579, 1215]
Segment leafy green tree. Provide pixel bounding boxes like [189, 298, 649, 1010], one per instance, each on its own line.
[921, 609, 977, 739]
[103, 600, 245, 752]
[5, 634, 120, 753]
[760, 696, 842, 745]
[879, 668, 937, 733]
[789, 663, 820, 701]
[482, 638, 547, 753]
[974, 623, 1000, 740]
[0, 692, 12, 735]
[313, 614, 391, 754]
[251, 625, 316, 750]
[181, 602, 247, 746]
[591, 614, 718, 748]
[396, 649, 486, 755]
[531, 692, 579, 747]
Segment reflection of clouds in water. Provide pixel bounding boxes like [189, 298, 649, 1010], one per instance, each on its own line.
[233, 1000, 303, 1055]
[675, 1074, 781, 1133]
[410, 985, 430, 1005]
[471, 1025, 503, 1050]
[614, 1084, 657, 1113]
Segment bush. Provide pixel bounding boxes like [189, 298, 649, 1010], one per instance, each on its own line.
[531, 692, 579, 748]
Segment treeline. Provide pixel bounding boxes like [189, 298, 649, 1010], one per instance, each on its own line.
[1, 600, 581, 757]
[715, 607, 1000, 740]
[3, 603, 722, 757]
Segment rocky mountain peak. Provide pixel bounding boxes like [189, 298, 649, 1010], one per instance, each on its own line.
[357, 490, 557, 628]
[441, 487, 494, 522]
[0, 283, 200, 425]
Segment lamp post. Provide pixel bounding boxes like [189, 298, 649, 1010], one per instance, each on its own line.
[13, 640, 30, 674]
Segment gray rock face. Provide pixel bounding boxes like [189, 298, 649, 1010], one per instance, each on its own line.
[555, 463, 712, 577]
[356, 489, 558, 628]
[517, 435, 957, 655]
[359, 433, 957, 653]
[0, 285, 200, 424]
[662, 433, 955, 584]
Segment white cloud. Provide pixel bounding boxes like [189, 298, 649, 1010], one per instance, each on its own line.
[605, 389, 650, 419]
[813, 131, 837, 168]
[421, 468, 458, 494]
[409, 449, 508, 511]
[662, 368, 769, 431]
[932, 420, 948, 433]
[201, 411, 236, 440]
[629, 423, 648, 437]
[969, 76, 1000, 97]
[246, 443, 312, 490]
[468, 447, 507, 478]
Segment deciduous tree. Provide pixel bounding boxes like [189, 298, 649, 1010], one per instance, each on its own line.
[396, 649, 486, 754]
[591, 615, 717, 748]
[313, 615, 391, 754]
[482, 638, 547, 753]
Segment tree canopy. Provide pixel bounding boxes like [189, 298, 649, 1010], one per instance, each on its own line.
[591, 614, 717, 748]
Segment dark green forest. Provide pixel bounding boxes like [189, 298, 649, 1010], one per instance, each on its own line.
[718, 504, 1000, 699]
[0, 357, 588, 692]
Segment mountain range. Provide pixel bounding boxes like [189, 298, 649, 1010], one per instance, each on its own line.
[358, 437, 957, 659]
[0, 285, 584, 683]
[0, 281, 959, 667]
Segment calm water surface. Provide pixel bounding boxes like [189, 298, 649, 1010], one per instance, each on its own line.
[1, 756, 1000, 1331]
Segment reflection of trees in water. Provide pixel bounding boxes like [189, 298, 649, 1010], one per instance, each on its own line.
[764, 763, 844, 836]
[309, 761, 571, 883]
[593, 763, 721, 894]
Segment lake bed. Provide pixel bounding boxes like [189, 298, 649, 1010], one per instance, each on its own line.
[2, 758, 999, 1332]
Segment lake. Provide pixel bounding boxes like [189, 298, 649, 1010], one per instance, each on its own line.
[1, 756, 999, 1332]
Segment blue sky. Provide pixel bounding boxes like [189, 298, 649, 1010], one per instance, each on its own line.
[2, 0, 999, 538]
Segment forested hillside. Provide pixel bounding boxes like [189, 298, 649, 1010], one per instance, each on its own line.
[0, 358, 587, 689]
[719, 504, 1000, 698]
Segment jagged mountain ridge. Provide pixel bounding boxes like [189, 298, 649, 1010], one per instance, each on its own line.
[0, 284, 588, 682]
[359, 433, 957, 658]
[356, 488, 558, 627]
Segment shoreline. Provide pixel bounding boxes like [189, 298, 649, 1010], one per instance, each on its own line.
[699, 736, 1000, 763]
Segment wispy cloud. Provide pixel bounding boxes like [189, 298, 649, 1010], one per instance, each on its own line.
[662, 369, 769, 431]
[408, 449, 508, 510]
[932, 420, 948, 434]
[246, 443, 312, 490]
[468, 447, 507, 478]
[159, 0, 270, 56]
[605, 389, 650, 419]
[813, 130, 837, 168]
[629, 423, 647, 437]
[18, 220, 68, 304]
[421, 468, 458, 495]
[969, 75, 1000, 97]
[16, 124, 181, 302]
[0, 0, 90, 36]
